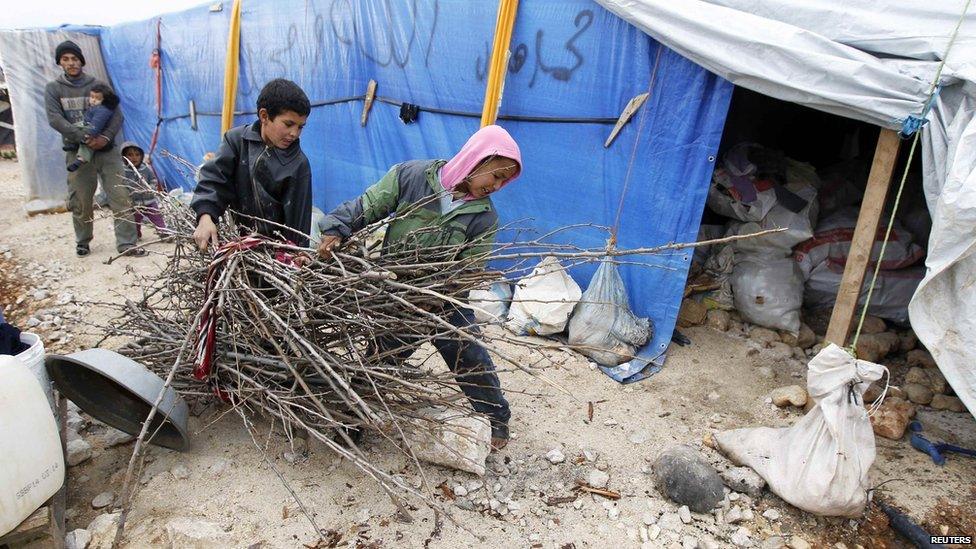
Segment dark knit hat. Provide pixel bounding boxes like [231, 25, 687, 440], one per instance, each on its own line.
[54, 40, 86, 66]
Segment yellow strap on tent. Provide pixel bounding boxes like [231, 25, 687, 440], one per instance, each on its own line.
[220, 0, 243, 135]
[480, 0, 519, 127]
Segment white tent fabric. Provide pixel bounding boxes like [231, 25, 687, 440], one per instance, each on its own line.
[596, 0, 976, 416]
[0, 29, 113, 214]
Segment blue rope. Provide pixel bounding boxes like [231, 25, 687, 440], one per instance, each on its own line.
[899, 85, 942, 138]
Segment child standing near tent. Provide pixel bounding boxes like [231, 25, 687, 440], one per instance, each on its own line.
[66, 84, 119, 173]
[120, 142, 167, 238]
[316, 124, 522, 450]
[191, 79, 313, 250]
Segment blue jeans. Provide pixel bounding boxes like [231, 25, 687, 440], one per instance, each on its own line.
[378, 307, 511, 439]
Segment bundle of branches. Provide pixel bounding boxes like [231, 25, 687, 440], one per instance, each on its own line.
[100, 153, 783, 539]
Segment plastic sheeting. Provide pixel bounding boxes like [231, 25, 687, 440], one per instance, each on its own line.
[0, 27, 113, 213]
[98, 0, 733, 382]
[595, 0, 976, 412]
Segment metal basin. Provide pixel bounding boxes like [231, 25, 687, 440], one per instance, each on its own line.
[46, 349, 189, 451]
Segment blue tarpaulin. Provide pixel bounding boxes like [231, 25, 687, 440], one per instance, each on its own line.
[98, 0, 732, 382]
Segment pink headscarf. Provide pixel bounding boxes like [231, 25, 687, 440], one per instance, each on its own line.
[439, 125, 522, 201]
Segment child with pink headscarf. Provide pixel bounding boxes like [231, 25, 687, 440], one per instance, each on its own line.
[317, 125, 522, 449]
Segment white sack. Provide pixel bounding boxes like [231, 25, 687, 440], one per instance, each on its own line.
[469, 281, 513, 324]
[731, 256, 803, 333]
[506, 257, 582, 336]
[716, 344, 885, 517]
[568, 260, 652, 366]
[806, 261, 924, 325]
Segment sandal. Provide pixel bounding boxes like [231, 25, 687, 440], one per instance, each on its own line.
[120, 247, 148, 257]
[76, 244, 90, 257]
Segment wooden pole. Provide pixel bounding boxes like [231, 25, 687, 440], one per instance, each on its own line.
[480, 0, 519, 127]
[825, 128, 902, 346]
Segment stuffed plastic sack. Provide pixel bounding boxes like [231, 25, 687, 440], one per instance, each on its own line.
[731, 256, 804, 333]
[715, 344, 885, 517]
[568, 259, 652, 365]
[506, 256, 582, 336]
[469, 281, 513, 324]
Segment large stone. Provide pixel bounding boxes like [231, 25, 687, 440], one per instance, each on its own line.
[907, 349, 936, 369]
[749, 327, 781, 347]
[904, 367, 948, 394]
[86, 513, 121, 549]
[874, 332, 900, 356]
[860, 316, 887, 334]
[863, 384, 883, 404]
[678, 299, 708, 327]
[67, 439, 92, 466]
[165, 518, 232, 548]
[854, 336, 884, 363]
[405, 409, 491, 475]
[719, 467, 766, 498]
[706, 310, 731, 332]
[770, 385, 807, 408]
[927, 370, 949, 395]
[902, 383, 934, 405]
[869, 397, 916, 440]
[97, 427, 135, 448]
[653, 445, 725, 513]
[898, 331, 918, 353]
[930, 394, 967, 413]
[797, 324, 816, 349]
[65, 529, 91, 549]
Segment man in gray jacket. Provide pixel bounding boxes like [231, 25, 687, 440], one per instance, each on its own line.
[45, 40, 142, 257]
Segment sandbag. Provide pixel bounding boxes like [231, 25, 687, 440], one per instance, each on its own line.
[568, 260, 652, 366]
[805, 262, 923, 324]
[715, 344, 885, 517]
[731, 256, 803, 333]
[506, 257, 582, 336]
[469, 281, 513, 324]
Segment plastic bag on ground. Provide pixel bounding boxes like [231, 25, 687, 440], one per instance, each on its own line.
[506, 256, 582, 336]
[731, 256, 803, 333]
[715, 344, 885, 517]
[568, 259, 652, 366]
[469, 281, 513, 324]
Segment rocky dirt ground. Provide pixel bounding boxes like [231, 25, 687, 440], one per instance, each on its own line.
[1, 157, 975, 549]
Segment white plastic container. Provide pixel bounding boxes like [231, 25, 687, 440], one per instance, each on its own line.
[14, 332, 53, 411]
[0, 355, 65, 536]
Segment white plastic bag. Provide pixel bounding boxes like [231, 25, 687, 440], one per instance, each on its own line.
[805, 262, 923, 324]
[731, 256, 803, 333]
[715, 344, 885, 517]
[469, 281, 513, 324]
[568, 260, 652, 365]
[506, 256, 582, 336]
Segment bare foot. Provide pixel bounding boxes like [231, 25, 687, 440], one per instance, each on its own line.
[491, 437, 508, 450]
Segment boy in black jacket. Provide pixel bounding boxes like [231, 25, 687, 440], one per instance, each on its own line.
[191, 79, 313, 250]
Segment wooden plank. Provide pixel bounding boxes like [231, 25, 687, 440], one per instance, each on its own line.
[825, 128, 902, 346]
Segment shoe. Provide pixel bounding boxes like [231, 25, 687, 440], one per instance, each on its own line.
[119, 247, 148, 257]
[76, 244, 90, 257]
[66, 160, 83, 172]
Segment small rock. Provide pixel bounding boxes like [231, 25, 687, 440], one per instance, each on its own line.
[208, 457, 233, 476]
[653, 445, 724, 513]
[86, 513, 121, 549]
[33, 289, 50, 300]
[658, 512, 683, 532]
[683, 535, 699, 549]
[642, 512, 655, 526]
[797, 323, 817, 349]
[902, 383, 934, 405]
[770, 385, 807, 408]
[863, 383, 883, 404]
[756, 366, 775, 380]
[466, 480, 484, 492]
[906, 349, 936, 369]
[648, 524, 662, 540]
[98, 427, 135, 448]
[870, 397, 916, 439]
[57, 292, 75, 305]
[165, 518, 232, 548]
[604, 418, 619, 426]
[787, 537, 812, 549]
[453, 485, 468, 497]
[898, 331, 918, 353]
[65, 528, 91, 549]
[545, 447, 565, 464]
[731, 527, 753, 547]
[455, 499, 475, 511]
[67, 439, 92, 466]
[742, 508, 755, 521]
[171, 464, 190, 480]
[573, 500, 584, 510]
[629, 430, 650, 445]
[27, 317, 41, 327]
[587, 469, 610, 489]
[765, 342, 793, 361]
[706, 309, 731, 331]
[582, 448, 599, 462]
[678, 299, 708, 327]
[91, 492, 114, 509]
[930, 394, 967, 412]
[889, 386, 906, 400]
[854, 336, 884, 363]
[860, 316, 887, 334]
[679, 505, 692, 524]
[778, 330, 798, 346]
[726, 506, 744, 524]
[607, 503, 620, 520]
[719, 467, 766, 498]
[762, 536, 786, 549]
[762, 509, 781, 521]
[707, 391, 720, 402]
[749, 327, 780, 347]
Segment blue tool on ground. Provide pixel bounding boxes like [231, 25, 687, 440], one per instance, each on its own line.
[909, 421, 976, 466]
